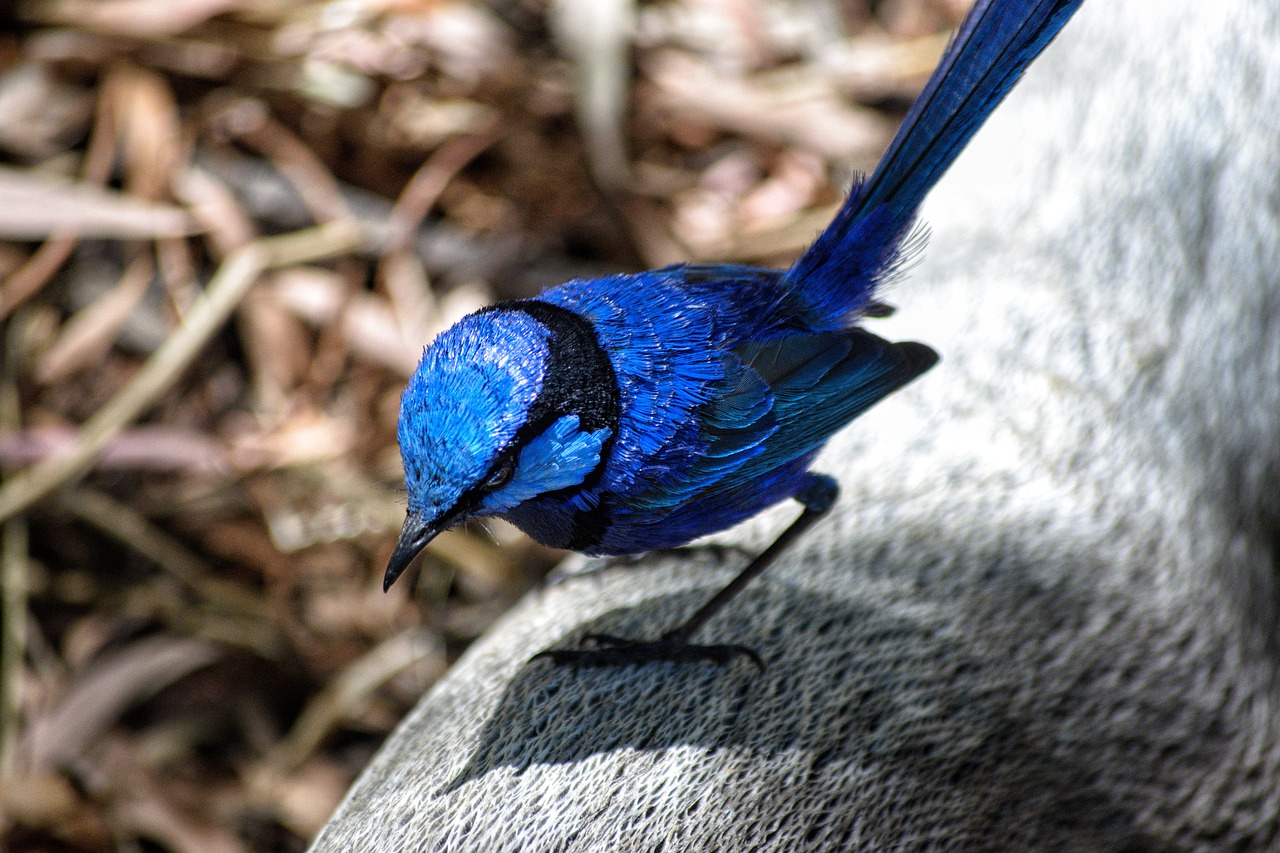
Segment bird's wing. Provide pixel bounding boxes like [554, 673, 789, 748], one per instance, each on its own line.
[627, 329, 935, 516]
[625, 356, 778, 513]
[737, 328, 938, 471]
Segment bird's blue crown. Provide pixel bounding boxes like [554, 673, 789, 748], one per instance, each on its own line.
[397, 310, 549, 521]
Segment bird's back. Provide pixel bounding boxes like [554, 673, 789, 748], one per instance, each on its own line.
[505, 266, 934, 554]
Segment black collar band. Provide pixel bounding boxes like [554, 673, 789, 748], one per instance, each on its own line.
[484, 299, 621, 491]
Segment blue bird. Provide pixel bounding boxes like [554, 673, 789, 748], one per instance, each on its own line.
[385, 0, 1085, 666]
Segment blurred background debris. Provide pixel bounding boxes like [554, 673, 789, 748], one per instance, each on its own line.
[0, 0, 963, 849]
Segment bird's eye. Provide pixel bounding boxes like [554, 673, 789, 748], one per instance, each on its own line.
[483, 459, 515, 491]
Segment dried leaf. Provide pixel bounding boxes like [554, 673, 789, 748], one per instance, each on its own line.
[736, 149, 826, 232]
[646, 51, 896, 160]
[35, 256, 154, 385]
[28, 0, 248, 37]
[0, 771, 81, 829]
[0, 64, 94, 160]
[270, 267, 424, 376]
[0, 167, 194, 240]
[248, 758, 352, 838]
[22, 635, 221, 772]
[172, 165, 258, 257]
[102, 64, 183, 201]
[226, 408, 356, 470]
[0, 425, 231, 475]
[238, 286, 313, 412]
[109, 776, 248, 853]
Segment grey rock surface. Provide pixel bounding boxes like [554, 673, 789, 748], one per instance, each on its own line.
[313, 0, 1280, 848]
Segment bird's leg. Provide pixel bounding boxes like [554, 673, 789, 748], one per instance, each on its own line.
[532, 473, 838, 669]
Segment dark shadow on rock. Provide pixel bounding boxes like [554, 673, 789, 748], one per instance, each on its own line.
[439, 582, 1160, 849]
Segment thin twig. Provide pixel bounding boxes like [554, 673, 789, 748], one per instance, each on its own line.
[212, 99, 354, 224]
[55, 486, 273, 619]
[0, 312, 29, 780]
[382, 128, 501, 256]
[0, 236, 78, 320]
[0, 220, 369, 525]
[267, 628, 444, 774]
[54, 487, 284, 657]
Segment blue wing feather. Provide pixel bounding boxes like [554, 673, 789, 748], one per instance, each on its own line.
[627, 358, 776, 512]
[728, 330, 937, 485]
[627, 329, 935, 517]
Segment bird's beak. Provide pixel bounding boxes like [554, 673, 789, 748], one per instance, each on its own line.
[383, 512, 445, 592]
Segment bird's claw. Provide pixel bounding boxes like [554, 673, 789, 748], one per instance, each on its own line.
[531, 632, 764, 670]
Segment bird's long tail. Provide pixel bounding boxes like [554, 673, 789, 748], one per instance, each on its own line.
[785, 0, 1085, 326]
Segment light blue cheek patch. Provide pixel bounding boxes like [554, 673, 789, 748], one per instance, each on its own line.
[480, 415, 611, 513]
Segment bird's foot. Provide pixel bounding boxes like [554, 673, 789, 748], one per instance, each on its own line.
[531, 632, 763, 670]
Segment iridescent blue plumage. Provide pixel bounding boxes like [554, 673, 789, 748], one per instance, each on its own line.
[387, 0, 1085, 665]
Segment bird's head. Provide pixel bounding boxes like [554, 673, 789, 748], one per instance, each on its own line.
[384, 304, 616, 591]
